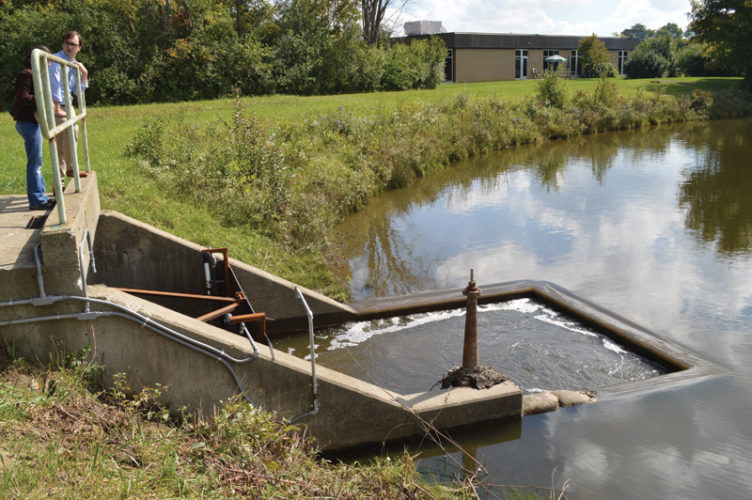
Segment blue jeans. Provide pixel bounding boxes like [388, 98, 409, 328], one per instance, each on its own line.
[15, 120, 49, 207]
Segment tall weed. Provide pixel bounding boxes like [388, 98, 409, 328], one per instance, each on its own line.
[125, 87, 752, 261]
[537, 70, 568, 109]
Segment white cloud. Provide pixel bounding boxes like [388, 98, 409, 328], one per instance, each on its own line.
[399, 0, 693, 37]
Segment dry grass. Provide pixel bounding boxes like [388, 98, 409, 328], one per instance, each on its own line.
[0, 347, 466, 499]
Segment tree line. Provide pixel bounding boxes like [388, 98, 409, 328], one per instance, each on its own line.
[3, 0, 748, 110]
[619, 0, 751, 86]
[1, 0, 444, 108]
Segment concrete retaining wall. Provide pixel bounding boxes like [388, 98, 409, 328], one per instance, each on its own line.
[1, 175, 718, 452]
[1, 284, 521, 450]
[92, 211, 357, 332]
[1, 182, 522, 451]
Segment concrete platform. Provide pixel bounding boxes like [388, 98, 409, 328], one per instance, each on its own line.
[0, 174, 100, 301]
[0, 194, 45, 271]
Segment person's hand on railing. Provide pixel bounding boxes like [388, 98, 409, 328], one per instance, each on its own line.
[53, 102, 67, 118]
[76, 62, 88, 85]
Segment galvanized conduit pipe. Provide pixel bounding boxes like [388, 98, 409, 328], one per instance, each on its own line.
[1, 236, 261, 406]
[77, 228, 97, 312]
[288, 286, 319, 424]
[0, 296, 259, 406]
[34, 245, 47, 300]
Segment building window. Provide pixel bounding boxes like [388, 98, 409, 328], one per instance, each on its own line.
[543, 50, 559, 73]
[515, 49, 528, 79]
[618, 50, 628, 75]
[444, 49, 453, 82]
[570, 50, 580, 77]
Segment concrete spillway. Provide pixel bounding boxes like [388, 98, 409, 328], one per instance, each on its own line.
[0, 174, 719, 451]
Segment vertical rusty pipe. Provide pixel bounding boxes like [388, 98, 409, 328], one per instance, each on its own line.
[462, 269, 482, 369]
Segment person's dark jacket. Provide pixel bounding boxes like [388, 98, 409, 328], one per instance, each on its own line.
[13, 68, 38, 124]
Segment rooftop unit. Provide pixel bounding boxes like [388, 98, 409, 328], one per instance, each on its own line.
[404, 20, 444, 36]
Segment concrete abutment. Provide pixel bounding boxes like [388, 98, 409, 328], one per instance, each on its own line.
[1, 176, 525, 451]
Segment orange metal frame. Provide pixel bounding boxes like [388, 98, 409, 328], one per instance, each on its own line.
[114, 248, 266, 342]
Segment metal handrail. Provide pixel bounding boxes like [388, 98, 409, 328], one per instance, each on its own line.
[289, 287, 320, 423]
[30, 49, 91, 224]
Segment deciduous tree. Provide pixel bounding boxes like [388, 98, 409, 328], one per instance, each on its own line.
[361, 0, 407, 45]
[578, 34, 610, 78]
[621, 23, 654, 40]
[689, 0, 752, 87]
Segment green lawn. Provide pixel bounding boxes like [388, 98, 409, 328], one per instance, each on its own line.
[0, 76, 744, 293]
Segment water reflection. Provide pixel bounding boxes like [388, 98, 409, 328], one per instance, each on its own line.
[678, 122, 752, 255]
[329, 119, 752, 498]
[334, 120, 752, 301]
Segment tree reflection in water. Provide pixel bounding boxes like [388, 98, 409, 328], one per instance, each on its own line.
[332, 119, 752, 298]
[678, 121, 752, 255]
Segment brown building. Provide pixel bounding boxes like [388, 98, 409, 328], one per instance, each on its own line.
[397, 32, 640, 82]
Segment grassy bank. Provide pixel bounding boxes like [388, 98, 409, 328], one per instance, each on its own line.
[0, 351, 465, 498]
[1, 77, 749, 298]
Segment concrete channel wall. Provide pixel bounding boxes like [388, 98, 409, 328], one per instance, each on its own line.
[92, 211, 359, 332]
[0, 176, 522, 451]
[1, 173, 718, 451]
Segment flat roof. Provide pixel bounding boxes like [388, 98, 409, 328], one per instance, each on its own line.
[397, 32, 640, 51]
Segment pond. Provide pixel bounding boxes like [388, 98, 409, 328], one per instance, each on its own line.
[291, 119, 752, 498]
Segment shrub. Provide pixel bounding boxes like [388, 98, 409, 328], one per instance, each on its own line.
[380, 43, 414, 90]
[625, 35, 675, 79]
[593, 62, 618, 78]
[381, 37, 445, 91]
[537, 70, 568, 108]
[594, 77, 619, 107]
[625, 50, 670, 78]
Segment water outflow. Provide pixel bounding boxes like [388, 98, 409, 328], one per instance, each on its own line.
[281, 298, 666, 394]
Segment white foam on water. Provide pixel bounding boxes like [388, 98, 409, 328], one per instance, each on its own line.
[328, 308, 466, 350]
[526, 387, 550, 393]
[327, 297, 545, 350]
[602, 338, 628, 354]
[534, 313, 598, 338]
[484, 297, 542, 314]
[325, 297, 629, 360]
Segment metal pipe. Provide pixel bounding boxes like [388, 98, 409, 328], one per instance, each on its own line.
[31, 49, 66, 223]
[85, 230, 96, 273]
[462, 269, 482, 369]
[30, 49, 91, 223]
[202, 251, 214, 295]
[60, 64, 81, 193]
[289, 287, 320, 423]
[78, 229, 91, 311]
[34, 244, 46, 299]
[240, 323, 260, 358]
[0, 298, 259, 407]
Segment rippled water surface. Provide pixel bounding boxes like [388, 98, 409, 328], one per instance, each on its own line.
[283, 298, 665, 394]
[291, 120, 752, 498]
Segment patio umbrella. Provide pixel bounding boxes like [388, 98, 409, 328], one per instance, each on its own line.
[544, 55, 568, 63]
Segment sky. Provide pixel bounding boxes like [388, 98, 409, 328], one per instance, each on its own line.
[388, 0, 693, 37]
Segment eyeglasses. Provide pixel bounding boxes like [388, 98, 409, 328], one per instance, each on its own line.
[63, 41, 80, 47]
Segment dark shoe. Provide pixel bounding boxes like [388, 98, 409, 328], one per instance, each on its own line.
[66, 170, 88, 178]
[30, 199, 56, 211]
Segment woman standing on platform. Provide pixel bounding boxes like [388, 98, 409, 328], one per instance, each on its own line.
[11, 45, 55, 210]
